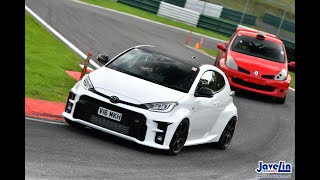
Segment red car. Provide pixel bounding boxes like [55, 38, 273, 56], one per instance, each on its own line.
[215, 28, 295, 104]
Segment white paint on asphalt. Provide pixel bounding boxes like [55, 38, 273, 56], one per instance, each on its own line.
[289, 87, 295, 91]
[25, 116, 67, 126]
[25, 5, 101, 69]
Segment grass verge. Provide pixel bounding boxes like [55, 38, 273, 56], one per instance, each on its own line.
[80, 0, 229, 41]
[289, 71, 295, 89]
[200, 48, 218, 57]
[25, 13, 83, 102]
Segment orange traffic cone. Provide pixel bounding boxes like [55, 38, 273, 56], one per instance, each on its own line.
[199, 37, 204, 48]
[195, 43, 200, 49]
[185, 31, 192, 45]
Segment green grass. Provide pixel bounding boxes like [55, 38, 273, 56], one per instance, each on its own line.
[289, 71, 295, 89]
[25, 13, 83, 102]
[80, 0, 229, 41]
[200, 48, 218, 57]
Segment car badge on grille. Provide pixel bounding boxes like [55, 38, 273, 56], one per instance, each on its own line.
[110, 96, 120, 103]
[254, 70, 259, 76]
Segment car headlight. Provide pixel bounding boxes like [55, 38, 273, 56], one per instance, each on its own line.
[226, 56, 238, 70]
[144, 102, 178, 113]
[81, 75, 94, 90]
[274, 69, 287, 81]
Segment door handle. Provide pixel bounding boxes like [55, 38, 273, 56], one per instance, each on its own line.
[213, 100, 219, 106]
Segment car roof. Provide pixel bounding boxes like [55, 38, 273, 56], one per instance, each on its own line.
[136, 46, 203, 68]
[236, 28, 283, 44]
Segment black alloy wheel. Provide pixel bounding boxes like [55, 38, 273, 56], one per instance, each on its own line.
[217, 117, 236, 150]
[168, 119, 189, 156]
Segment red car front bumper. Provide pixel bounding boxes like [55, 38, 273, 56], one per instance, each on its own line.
[218, 60, 290, 98]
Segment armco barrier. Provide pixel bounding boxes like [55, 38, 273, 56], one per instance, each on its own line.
[163, 0, 187, 8]
[184, 0, 223, 18]
[197, 15, 237, 36]
[220, 8, 256, 26]
[117, 0, 161, 14]
[158, 2, 200, 26]
[263, 13, 295, 33]
[281, 38, 295, 49]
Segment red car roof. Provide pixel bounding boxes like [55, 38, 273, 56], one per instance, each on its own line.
[235, 28, 283, 44]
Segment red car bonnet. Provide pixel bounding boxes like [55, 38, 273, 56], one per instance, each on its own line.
[228, 50, 287, 76]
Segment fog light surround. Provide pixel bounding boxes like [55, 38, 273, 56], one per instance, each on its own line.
[65, 101, 73, 113]
[65, 91, 75, 113]
[154, 121, 171, 145]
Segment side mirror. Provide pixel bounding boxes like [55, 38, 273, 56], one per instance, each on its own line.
[97, 54, 109, 65]
[288, 61, 295, 68]
[217, 43, 226, 51]
[195, 87, 214, 98]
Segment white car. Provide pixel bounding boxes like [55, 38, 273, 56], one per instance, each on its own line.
[62, 45, 238, 155]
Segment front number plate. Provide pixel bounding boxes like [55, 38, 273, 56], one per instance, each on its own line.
[97, 107, 122, 121]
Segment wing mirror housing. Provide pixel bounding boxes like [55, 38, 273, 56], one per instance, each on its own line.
[97, 54, 110, 65]
[288, 61, 295, 68]
[217, 43, 227, 51]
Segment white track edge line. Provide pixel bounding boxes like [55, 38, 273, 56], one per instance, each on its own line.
[25, 116, 67, 125]
[25, 5, 100, 69]
[70, 0, 226, 43]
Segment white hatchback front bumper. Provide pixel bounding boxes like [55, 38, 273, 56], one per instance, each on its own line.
[62, 83, 182, 150]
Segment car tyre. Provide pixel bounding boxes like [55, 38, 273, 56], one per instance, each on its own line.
[64, 118, 86, 128]
[276, 95, 286, 104]
[168, 119, 189, 156]
[217, 117, 236, 150]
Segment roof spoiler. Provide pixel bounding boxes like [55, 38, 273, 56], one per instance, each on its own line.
[236, 27, 279, 39]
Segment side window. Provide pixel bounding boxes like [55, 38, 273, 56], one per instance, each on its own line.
[197, 71, 226, 92]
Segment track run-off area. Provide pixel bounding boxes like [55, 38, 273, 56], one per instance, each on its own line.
[25, 0, 295, 179]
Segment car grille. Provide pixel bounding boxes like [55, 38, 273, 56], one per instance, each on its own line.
[238, 67, 250, 74]
[73, 95, 147, 141]
[261, 75, 275, 79]
[232, 77, 275, 92]
[90, 115, 130, 135]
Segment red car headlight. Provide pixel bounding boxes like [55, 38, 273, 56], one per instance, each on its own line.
[274, 69, 287, 81]
[226, 56, 238, 70]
